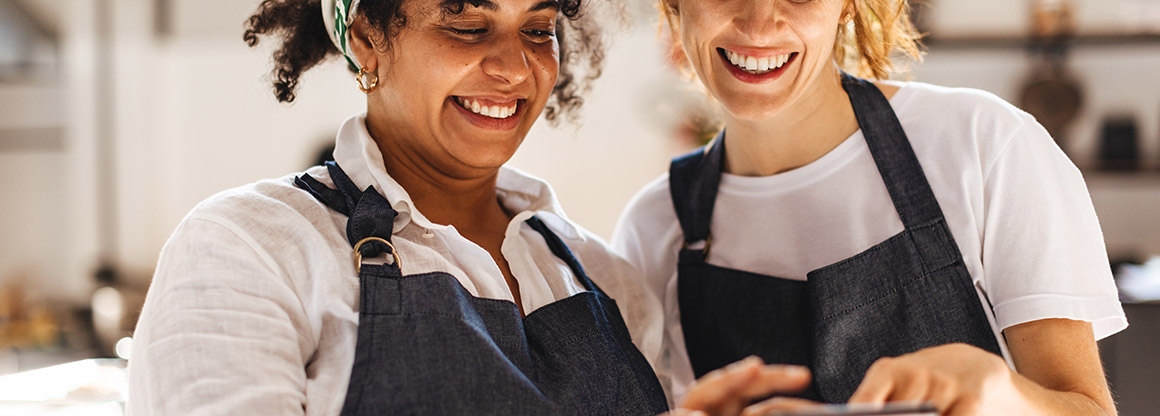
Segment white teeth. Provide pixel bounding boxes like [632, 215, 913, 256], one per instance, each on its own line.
[458, 98, 518, 119]
[724, 49, 792, 74]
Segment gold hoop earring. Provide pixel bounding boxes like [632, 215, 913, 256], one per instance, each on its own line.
[357, 67, 379, 94]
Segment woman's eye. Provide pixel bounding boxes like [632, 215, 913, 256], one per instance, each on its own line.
[448, 27, 487, 36]
[524, 29, 556, 40]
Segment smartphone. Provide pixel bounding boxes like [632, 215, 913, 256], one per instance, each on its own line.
[763, 401, 937, 416]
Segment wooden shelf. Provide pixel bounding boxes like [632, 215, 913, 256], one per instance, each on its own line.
[922, 33, 1160, 50]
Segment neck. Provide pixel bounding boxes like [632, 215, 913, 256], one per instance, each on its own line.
[364, 117, 511, 228]
[721, 70, 859, 177]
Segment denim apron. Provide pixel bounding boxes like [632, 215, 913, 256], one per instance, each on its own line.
[295, 162, 668, 415]
[669, 74, 1003, 402]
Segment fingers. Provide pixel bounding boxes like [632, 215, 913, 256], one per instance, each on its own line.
[738, 363, 812, 400]
[849, 345, 1003, 415]
[848, 357, 897, 404]
[663, 410, 709, 416]
[680, 356, 812, 416]
[681, 356, 763, 410]
[740, 397, 820, 416]
[926, 371, 958, 415]
[886, 371, 930, 402]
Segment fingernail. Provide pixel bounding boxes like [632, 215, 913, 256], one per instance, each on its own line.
[770, 364, 809, 376]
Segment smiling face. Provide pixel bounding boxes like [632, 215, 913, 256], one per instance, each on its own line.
[673, 0, 851, 121]
[352, 0, 561, 178]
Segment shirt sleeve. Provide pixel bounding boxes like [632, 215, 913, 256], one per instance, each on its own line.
[128, 215, 313, 415]
[611, 178, 691, 404]
[980, 114, 1127, 340]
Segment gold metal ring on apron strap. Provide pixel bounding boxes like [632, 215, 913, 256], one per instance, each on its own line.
[681, 234, 712, 259]
[353, 236, 402, 274]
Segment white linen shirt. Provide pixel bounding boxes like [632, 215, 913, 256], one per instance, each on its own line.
[128, 114, 664, 415]
[612, 81, 1127, 402]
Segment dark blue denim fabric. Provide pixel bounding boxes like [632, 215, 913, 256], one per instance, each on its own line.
[296, 162, 668, 415]
[668, 74, 1002, 403]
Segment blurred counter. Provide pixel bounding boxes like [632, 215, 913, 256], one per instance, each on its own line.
[0, 358, 126, 415]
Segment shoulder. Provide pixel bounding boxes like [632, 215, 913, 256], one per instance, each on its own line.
[611, 172, 683, 261]
[618, 173, 678, 232]
[887, 80, 1032, 130]
[884, 81, 1044, 172]
[166, 166, 343, 263]
[183, 166, 334, 231]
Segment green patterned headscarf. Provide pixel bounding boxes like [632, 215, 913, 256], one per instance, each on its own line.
[322, 0, 362, 69]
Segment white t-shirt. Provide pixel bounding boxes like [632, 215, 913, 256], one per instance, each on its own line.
[128, 114, 664, 415]
[611, 81, 1127, 402]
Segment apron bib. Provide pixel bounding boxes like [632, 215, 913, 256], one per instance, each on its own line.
[296, 162, 668, 415]
[669, 74, 1003, 402]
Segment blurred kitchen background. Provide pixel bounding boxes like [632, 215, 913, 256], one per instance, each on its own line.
[1, 0, 1159, 414]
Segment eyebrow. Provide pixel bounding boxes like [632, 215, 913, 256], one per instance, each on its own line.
[529, 0, 561, 12]
[439, 0, 497, 12]
[438, 0, 560, 12]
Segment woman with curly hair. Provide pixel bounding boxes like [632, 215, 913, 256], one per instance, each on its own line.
[613, 0, 1126, 414]
[126, 0, 709, 413]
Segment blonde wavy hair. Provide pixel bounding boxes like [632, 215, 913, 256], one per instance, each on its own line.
[659, 0, 925, 80]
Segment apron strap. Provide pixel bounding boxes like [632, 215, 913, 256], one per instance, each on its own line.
[841, 74, 946, 229]
[524, 215, 604, 295]
[297, 163, 598, 284]
[296, 161, 399, 267]
[295, 167, 351, 217]
[669, 131, 727, 253]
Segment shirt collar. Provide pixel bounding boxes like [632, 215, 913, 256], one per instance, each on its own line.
[331, 114, 583, 241]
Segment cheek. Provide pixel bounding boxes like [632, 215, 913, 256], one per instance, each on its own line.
[532, 44, 560, 96]
[678, 23, 705, 70]
[792, 7, 843, 51]
[677, 9, 722, 68]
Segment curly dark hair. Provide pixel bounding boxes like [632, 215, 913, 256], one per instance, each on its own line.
[242, 0, 603, 123]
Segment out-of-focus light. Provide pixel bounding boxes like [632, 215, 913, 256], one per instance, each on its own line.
[92, 287, 123, 320]
[114, 337, 133, 360]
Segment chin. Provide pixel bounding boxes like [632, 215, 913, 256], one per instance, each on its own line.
[448, 142, 522, 172]
[720, 98, 790, 122]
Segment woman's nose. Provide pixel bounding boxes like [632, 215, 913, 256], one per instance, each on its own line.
[481, 36, 533, 85]
[734, 2, 782, 43]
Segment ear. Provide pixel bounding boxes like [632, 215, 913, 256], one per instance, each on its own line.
[843, 0, 857, 23]
[664, 29, 688, 70]
[348, 16, 379, 72]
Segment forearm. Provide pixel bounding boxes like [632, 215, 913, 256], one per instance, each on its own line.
[1005, 319, 1116, 416]
[1011, 370, 1115, 416]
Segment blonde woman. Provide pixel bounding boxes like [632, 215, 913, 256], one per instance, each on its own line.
[614, 0, 1126, 414]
